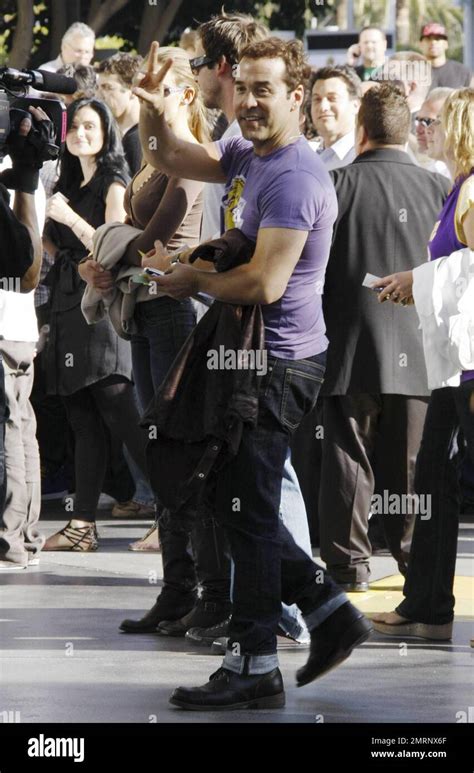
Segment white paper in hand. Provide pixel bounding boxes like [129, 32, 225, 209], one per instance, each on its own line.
[362, 272, 383, 290]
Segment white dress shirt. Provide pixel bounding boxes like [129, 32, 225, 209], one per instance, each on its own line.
[317, 131, 356, 171]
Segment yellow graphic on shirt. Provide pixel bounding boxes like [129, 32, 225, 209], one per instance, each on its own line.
[223, 175, 246, 231]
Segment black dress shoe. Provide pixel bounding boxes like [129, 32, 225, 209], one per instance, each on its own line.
[157, 600, 231, 637]
[170, 666, 285, 711]
[119, 593, 196, 633]
[296, 601, 372, 687]
[185, 616, 231, 645]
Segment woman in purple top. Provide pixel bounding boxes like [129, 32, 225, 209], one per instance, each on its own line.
[369, 88, 474, 641]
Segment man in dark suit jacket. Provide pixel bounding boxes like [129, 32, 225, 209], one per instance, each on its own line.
[319, 83, 450, 590]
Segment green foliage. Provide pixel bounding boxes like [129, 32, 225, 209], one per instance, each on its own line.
[354, 0, 388, 28]
[95, 34, 136, 53]
[1, 1, 49, 61]
[0, 29, 10, 65]
[260, 0, 311, 38]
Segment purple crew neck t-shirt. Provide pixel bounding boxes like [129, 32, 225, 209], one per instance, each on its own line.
[428, 171, 474, 383]
[217, 135, 338, 360]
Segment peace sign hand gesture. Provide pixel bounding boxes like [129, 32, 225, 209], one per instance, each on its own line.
[132, 41, 172, 115]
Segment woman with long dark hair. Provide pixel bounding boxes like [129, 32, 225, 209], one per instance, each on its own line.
[42, 97, 149, 551]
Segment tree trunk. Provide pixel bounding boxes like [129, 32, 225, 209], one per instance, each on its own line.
[138, 2, 163, 55]
[154, 0, 184, 44]
[336, 0, 348, 29]
[8, 0, 35, 68]
[87, 0, 131, 35]
[50, 0, 68, 62]
[138, 0, 184, 54]
[396, 0, 410, 47]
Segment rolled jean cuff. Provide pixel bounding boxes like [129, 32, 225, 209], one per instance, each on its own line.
[303, 592, 348, 631]
[223, 650, 279, 675]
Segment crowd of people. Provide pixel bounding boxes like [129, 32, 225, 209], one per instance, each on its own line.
[0, 11, 473, 711]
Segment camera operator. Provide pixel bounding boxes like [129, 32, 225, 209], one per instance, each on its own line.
[0, 106, 51, 290]
[0, 105, 54, 569]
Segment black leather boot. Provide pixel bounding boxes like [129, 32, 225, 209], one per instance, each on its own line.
[170, 665, 285, 711]
[157, 600, 232, 637]
[296, 601, 372, 686]
[186, 616, 231, 645]
[120, 590, 196, 633]
[120, 510, 198, 633]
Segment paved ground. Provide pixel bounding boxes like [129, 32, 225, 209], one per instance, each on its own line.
[1, 505, 473, 724]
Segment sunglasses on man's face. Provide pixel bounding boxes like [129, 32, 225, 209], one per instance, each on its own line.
[189, 55, 215, 75]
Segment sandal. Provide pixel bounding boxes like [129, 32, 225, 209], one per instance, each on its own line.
[128, 524, 160, 553]
[43, 520, 98, 552]
[371, 611, 453, 640]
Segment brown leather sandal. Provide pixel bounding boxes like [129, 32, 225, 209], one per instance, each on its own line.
[43, 521, 98, 552]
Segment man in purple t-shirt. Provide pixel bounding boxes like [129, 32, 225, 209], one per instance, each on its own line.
[134, 36, 372, 710]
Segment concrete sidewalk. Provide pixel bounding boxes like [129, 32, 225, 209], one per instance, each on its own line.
[1, 509, 473, 724]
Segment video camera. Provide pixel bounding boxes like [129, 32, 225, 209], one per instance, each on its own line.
[0, 67, 77, 162]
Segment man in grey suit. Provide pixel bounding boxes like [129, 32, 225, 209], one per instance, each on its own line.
[319, 83, 450, 590]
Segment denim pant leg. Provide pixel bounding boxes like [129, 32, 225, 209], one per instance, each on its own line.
[397, 384, 474, 624]
[217, 353, 346, 675]
[132, 298, 198, 599]
[228, 447, 312, 640]
[279, 447, 312, 641]
[123, 382, 155, 507]
[140, 297, 231, 602]
[124, 444, 155, 507]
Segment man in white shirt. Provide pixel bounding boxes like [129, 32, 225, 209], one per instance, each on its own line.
[40, 22, 95, 72]
[310, 66, 361, 171]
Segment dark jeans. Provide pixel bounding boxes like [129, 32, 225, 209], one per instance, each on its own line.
[131, 297, 197, 411]
[62, 378, 148, 522]
[131, 297, 231, 604]
[397, 383, 474, 624]
[212, 352, 343, 655]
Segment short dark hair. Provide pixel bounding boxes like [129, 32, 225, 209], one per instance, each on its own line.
[310, 65, 362, 100]
[57, 63, 97, 97]
[239, 37, 311, 93]
[96, 52, 144, 87]
[359, 25, 387, 41]
[357, 82, 411, 145]
[198, 10, 268, 66]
